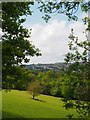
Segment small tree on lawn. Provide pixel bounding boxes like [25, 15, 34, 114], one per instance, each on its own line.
[27, 81, 42, 99]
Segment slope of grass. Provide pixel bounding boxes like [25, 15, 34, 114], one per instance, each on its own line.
[0, 91, 2, 119]
[2, 90, 78, 118]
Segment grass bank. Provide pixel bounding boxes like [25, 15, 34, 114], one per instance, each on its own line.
[2, 90, 78, 118]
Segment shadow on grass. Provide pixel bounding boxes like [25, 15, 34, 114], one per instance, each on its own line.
[2, 111, 25, 119]
[31, 98, 46, 103]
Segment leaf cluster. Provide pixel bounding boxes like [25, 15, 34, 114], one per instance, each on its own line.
[38, 1, 90, 22]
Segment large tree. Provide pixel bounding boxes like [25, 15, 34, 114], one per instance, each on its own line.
[38, 1, 90, 118]
[2, 2, 41, 89]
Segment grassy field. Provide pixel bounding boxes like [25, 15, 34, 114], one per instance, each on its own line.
[0, 91, 2, 119]
[2, 90, 78, 118]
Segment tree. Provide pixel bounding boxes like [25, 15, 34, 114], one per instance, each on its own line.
[2, 2, 41, 89]
[50, 79, 62, 97]
[37, 1, 90, 118]
[61, 29, 90, 118]
[38, 1, 90, 22]
[37, 70, 55, 95]
[27, 81, 42, 99]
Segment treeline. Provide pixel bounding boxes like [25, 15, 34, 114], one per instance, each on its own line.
[3, 66, 64, 97]
[3, 63, 89, 101]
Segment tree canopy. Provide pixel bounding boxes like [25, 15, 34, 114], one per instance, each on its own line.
[2, 2, 41, 89]
[27, 81, 42, 99]
[38, 1, 90, 22]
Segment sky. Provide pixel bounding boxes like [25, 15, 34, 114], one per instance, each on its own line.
[0, 2, 87, 64]
[22, 3, 87, 64]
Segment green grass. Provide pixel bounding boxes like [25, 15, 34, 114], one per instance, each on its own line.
[2, 90, 78, 118]
[0, 90, 2, 119]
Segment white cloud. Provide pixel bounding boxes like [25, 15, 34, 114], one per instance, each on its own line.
[80, 12, 88, 20]
[28, 19, 86, 64]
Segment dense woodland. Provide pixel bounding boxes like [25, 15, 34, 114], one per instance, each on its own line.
[2, 62, 89, 101]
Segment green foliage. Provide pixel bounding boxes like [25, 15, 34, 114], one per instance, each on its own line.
[62, 28, 90, 118]
[24, 71, 36, 83]
[37, 70, 63, 97]
[2, 2, 41, 89]
[27, 81, 42, 99]
[38, 1, 90, 22]
[38, 2, 79, 22]
[61, 74, 78, 99]
[50, 79, 62, 97]
[2, 66, 26, 90]
[74, 80, 88, 101]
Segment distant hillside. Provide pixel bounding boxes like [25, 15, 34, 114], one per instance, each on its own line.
[24, 62, 71, 72]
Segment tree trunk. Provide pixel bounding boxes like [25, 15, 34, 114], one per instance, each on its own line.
[33, 93, 35, 99]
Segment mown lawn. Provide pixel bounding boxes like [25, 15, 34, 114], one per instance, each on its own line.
[0, 91, 2, 119]
[2, 90, 78, 118]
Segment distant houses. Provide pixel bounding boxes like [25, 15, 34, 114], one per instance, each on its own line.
[25, 62, 70, 72]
